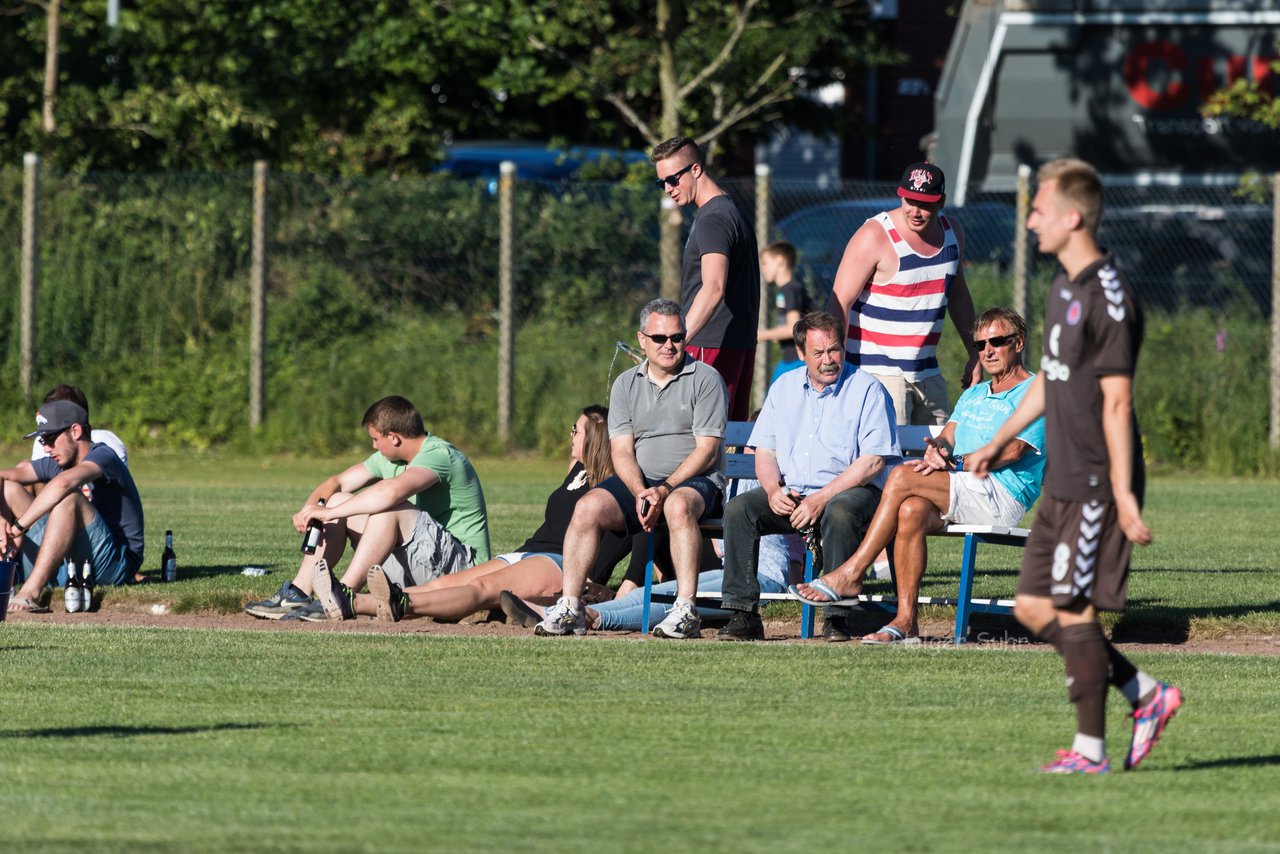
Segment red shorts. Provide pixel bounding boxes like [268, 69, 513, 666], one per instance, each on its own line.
[686, 345, 755, 422]
[1017, 496, 1134, 611]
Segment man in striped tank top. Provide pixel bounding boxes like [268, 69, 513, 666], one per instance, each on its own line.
[826, 162, 981, 428]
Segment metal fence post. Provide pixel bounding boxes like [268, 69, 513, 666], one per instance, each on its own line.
[1271, 172, 1280, 451]
[1013, 164, 1031, 321]
[498, 160, 516, 449]
[21, 153, 40, 400]
[249, 161, 268, 430]
[754, 163, 771, 412]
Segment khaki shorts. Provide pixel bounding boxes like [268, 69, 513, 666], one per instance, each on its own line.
[940, 472, 1028, 527]
[379, 511, 476, 587]
[1017, 496, 1133, 611]
[870, 373, 950, 426]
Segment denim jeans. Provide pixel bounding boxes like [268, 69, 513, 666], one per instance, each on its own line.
[719, 483, 881, 612]
[592, 535, 791, 631]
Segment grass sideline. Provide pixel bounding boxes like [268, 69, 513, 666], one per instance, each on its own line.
[2, 455, 1279, 850]
[41, 453, 1280, 641]
[1, 626, 1279, 851]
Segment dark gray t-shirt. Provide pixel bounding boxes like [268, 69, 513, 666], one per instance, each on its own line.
[774, 278, 811, 361]
[33, 442, 146, 570]
[608, 356, 728, 489]
[1040, 254, 1145, 504]
[681, 194, 761, 349]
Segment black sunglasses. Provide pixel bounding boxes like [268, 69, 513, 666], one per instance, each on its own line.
[38, 428, 67, 447]
[974, 334, 1016, 350]
[639, 331, 686, 346]
[653, 163, 695, 189]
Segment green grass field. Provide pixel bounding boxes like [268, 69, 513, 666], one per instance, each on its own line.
[1, 455, 1279, 851]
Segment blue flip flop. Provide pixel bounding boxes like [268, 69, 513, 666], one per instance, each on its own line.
[861, 624, 922, 645]
[788, 578, 845, 604]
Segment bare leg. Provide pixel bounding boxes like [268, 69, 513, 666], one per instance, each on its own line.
[353, 556, 563, 621]
[796, 466, 950, 600]
[340, 504, 417, 589]
[289, 492, 353, 595]
[417, 559, 511, 592]
[663, 488, 707, 601]
[14, 492, 95, 602]
[862, 496, 944, 640]
[558, 489, 626, 601]
[352, 556, 524, 616]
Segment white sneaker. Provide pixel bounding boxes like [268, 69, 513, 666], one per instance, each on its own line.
[652, 600, 702, 639]
[534, 598, 587, 636]
[869, 560, 892, 580]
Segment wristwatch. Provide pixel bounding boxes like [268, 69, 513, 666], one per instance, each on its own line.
[659, 481, 675, 493]
[12, 520, 26, 533]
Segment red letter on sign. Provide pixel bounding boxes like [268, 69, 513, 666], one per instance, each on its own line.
[1124, 41, 1190, 110]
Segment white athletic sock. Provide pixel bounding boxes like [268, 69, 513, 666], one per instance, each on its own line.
[564, 596, 581, 612]
[1072, 733, 1106, 764]
[1119, 671, 1159, 706]
[675, 596, 694, 609]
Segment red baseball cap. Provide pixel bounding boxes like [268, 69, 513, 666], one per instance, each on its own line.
[897, 162, 945, 203]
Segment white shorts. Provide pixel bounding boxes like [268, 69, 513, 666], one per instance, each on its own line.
[940, 471, 1028, 527]
[495, 551, 564, 570]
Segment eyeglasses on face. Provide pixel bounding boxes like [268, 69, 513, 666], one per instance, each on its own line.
[639, 331, 686, 346]
[973, 334, 1015, 350]
[570, 424, 579, 437]
[653, 163, 695, 189]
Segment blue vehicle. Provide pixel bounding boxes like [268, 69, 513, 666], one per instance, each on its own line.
[436, 141, 647, 181]
[775, 199, 1017, 299]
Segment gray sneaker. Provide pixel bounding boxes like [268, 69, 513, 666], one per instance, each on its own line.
[280, 599, 327, 622]
[652, 600, 702, 639]
[534, 598, 587, 636]
[244, 581, 310, 620]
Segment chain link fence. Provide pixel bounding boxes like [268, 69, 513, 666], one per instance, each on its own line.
[0, 163, 1275, 468]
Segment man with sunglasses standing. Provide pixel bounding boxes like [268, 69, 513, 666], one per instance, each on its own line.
[793, 308, 1044, 644]
[652, 137, 760, 422]
[536, 298, 727, 638]
[0, 401, 144, 613]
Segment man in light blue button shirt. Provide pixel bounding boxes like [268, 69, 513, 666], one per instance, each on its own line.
[717, 311, 899, 641]
[796, 307, 1045, 644]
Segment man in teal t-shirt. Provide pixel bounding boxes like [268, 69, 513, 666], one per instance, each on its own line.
[244, 395, 490, 622]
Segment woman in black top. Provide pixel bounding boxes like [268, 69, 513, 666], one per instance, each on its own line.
[353, 405, 629, 622]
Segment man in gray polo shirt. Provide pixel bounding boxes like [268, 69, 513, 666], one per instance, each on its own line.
[535, 298, 728, 639]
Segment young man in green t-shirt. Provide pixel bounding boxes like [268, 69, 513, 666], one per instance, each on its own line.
[244, 396, 490, 622]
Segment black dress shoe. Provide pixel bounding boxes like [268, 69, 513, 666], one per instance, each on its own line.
[821, 612, 852, 642]
[717, 610, 765, 641]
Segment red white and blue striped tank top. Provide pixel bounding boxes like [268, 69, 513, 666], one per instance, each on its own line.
[843, 211, 958, 381]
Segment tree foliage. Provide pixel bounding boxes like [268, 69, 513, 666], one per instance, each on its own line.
[0, 0, 885, 173]
[495, 0, 883, 156]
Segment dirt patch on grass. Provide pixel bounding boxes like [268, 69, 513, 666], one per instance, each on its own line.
[6, 601, 1279, 656]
